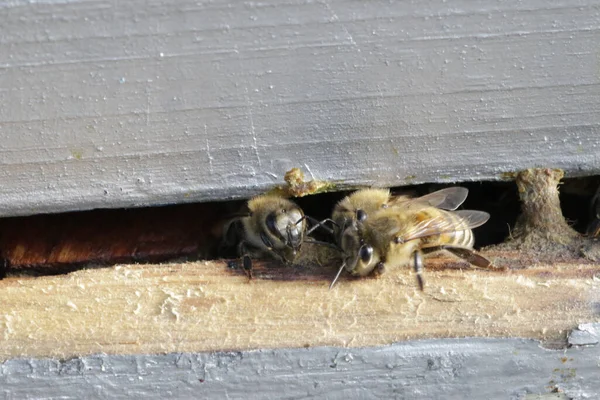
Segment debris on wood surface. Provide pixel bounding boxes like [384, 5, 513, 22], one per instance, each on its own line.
[269, 168, 337, 197]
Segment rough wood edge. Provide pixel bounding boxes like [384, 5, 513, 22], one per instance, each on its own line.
[1, 250, 599, 361]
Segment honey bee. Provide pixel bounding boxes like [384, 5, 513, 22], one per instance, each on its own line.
[330, 187, 469, 242]
[330, 187, 491, 290]
[221, 195, 307, 274]
[220, 194, 332, 275]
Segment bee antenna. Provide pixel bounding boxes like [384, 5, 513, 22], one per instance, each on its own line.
[293, 215, 307, 227]
[329, 262, 346, 290]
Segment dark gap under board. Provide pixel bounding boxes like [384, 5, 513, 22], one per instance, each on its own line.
[0, 177, 597, 277]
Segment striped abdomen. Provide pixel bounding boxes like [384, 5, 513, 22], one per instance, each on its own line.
[417, 208, 475, 249]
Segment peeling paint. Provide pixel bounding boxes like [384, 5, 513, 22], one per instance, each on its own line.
[1, 338, 599, 399]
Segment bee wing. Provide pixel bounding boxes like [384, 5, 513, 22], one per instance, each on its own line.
[390, 187, 469, 211]
[396, 210, 490, 243]
[453, 210, 490, 229]
[218, 202, 253, 243]
[218, 218, 245, 257]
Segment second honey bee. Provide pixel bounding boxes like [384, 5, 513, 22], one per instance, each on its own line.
[220, 194, 333, 275]
[221, 194, 307, 274]
[331, 187, 491, 290]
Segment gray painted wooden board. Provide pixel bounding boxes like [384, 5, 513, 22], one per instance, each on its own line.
[2, 0, 600, 216]
[1, 335, 599, 399]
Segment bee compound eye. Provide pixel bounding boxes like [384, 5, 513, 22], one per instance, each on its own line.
[265, 212, 279, 236]
[356, 209, 367, 222]
[359, 245, 373, 263]
[260, 232, 274, 249]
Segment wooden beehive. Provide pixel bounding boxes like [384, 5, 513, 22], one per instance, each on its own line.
[1, 0, 600, 397]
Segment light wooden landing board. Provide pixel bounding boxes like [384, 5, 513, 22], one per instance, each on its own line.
[1, 254, 598, 361]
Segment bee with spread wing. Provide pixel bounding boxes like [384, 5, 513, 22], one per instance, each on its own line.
[331, 187, 491, 290]
[331, 187, 469, 235]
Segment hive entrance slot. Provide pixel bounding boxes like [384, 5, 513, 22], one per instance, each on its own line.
[1, 173, 598, 278]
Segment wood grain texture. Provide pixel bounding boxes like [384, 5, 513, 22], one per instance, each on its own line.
[0, 251, 598, 361]
[0, 0, 599, 216]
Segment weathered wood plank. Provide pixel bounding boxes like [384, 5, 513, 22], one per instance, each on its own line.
[1, 0, 600, 216]
[0, 252, 598, 361]
[1, 337, 599, 399]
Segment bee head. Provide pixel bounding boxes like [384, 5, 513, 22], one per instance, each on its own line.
[262, 206, 305, 263]
[340, 226, 380, 276]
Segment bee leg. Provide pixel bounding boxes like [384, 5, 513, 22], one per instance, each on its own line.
[413, 251, 425, 291]
[0, 257, 7, 279]
[423, 245, 492, 269]
[447, 247, 491, 269]
[227, 257, 253, 279]
[242, 255, 253, 280]
[226, 241, 254, 281]
[373, 261, 386, 277]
